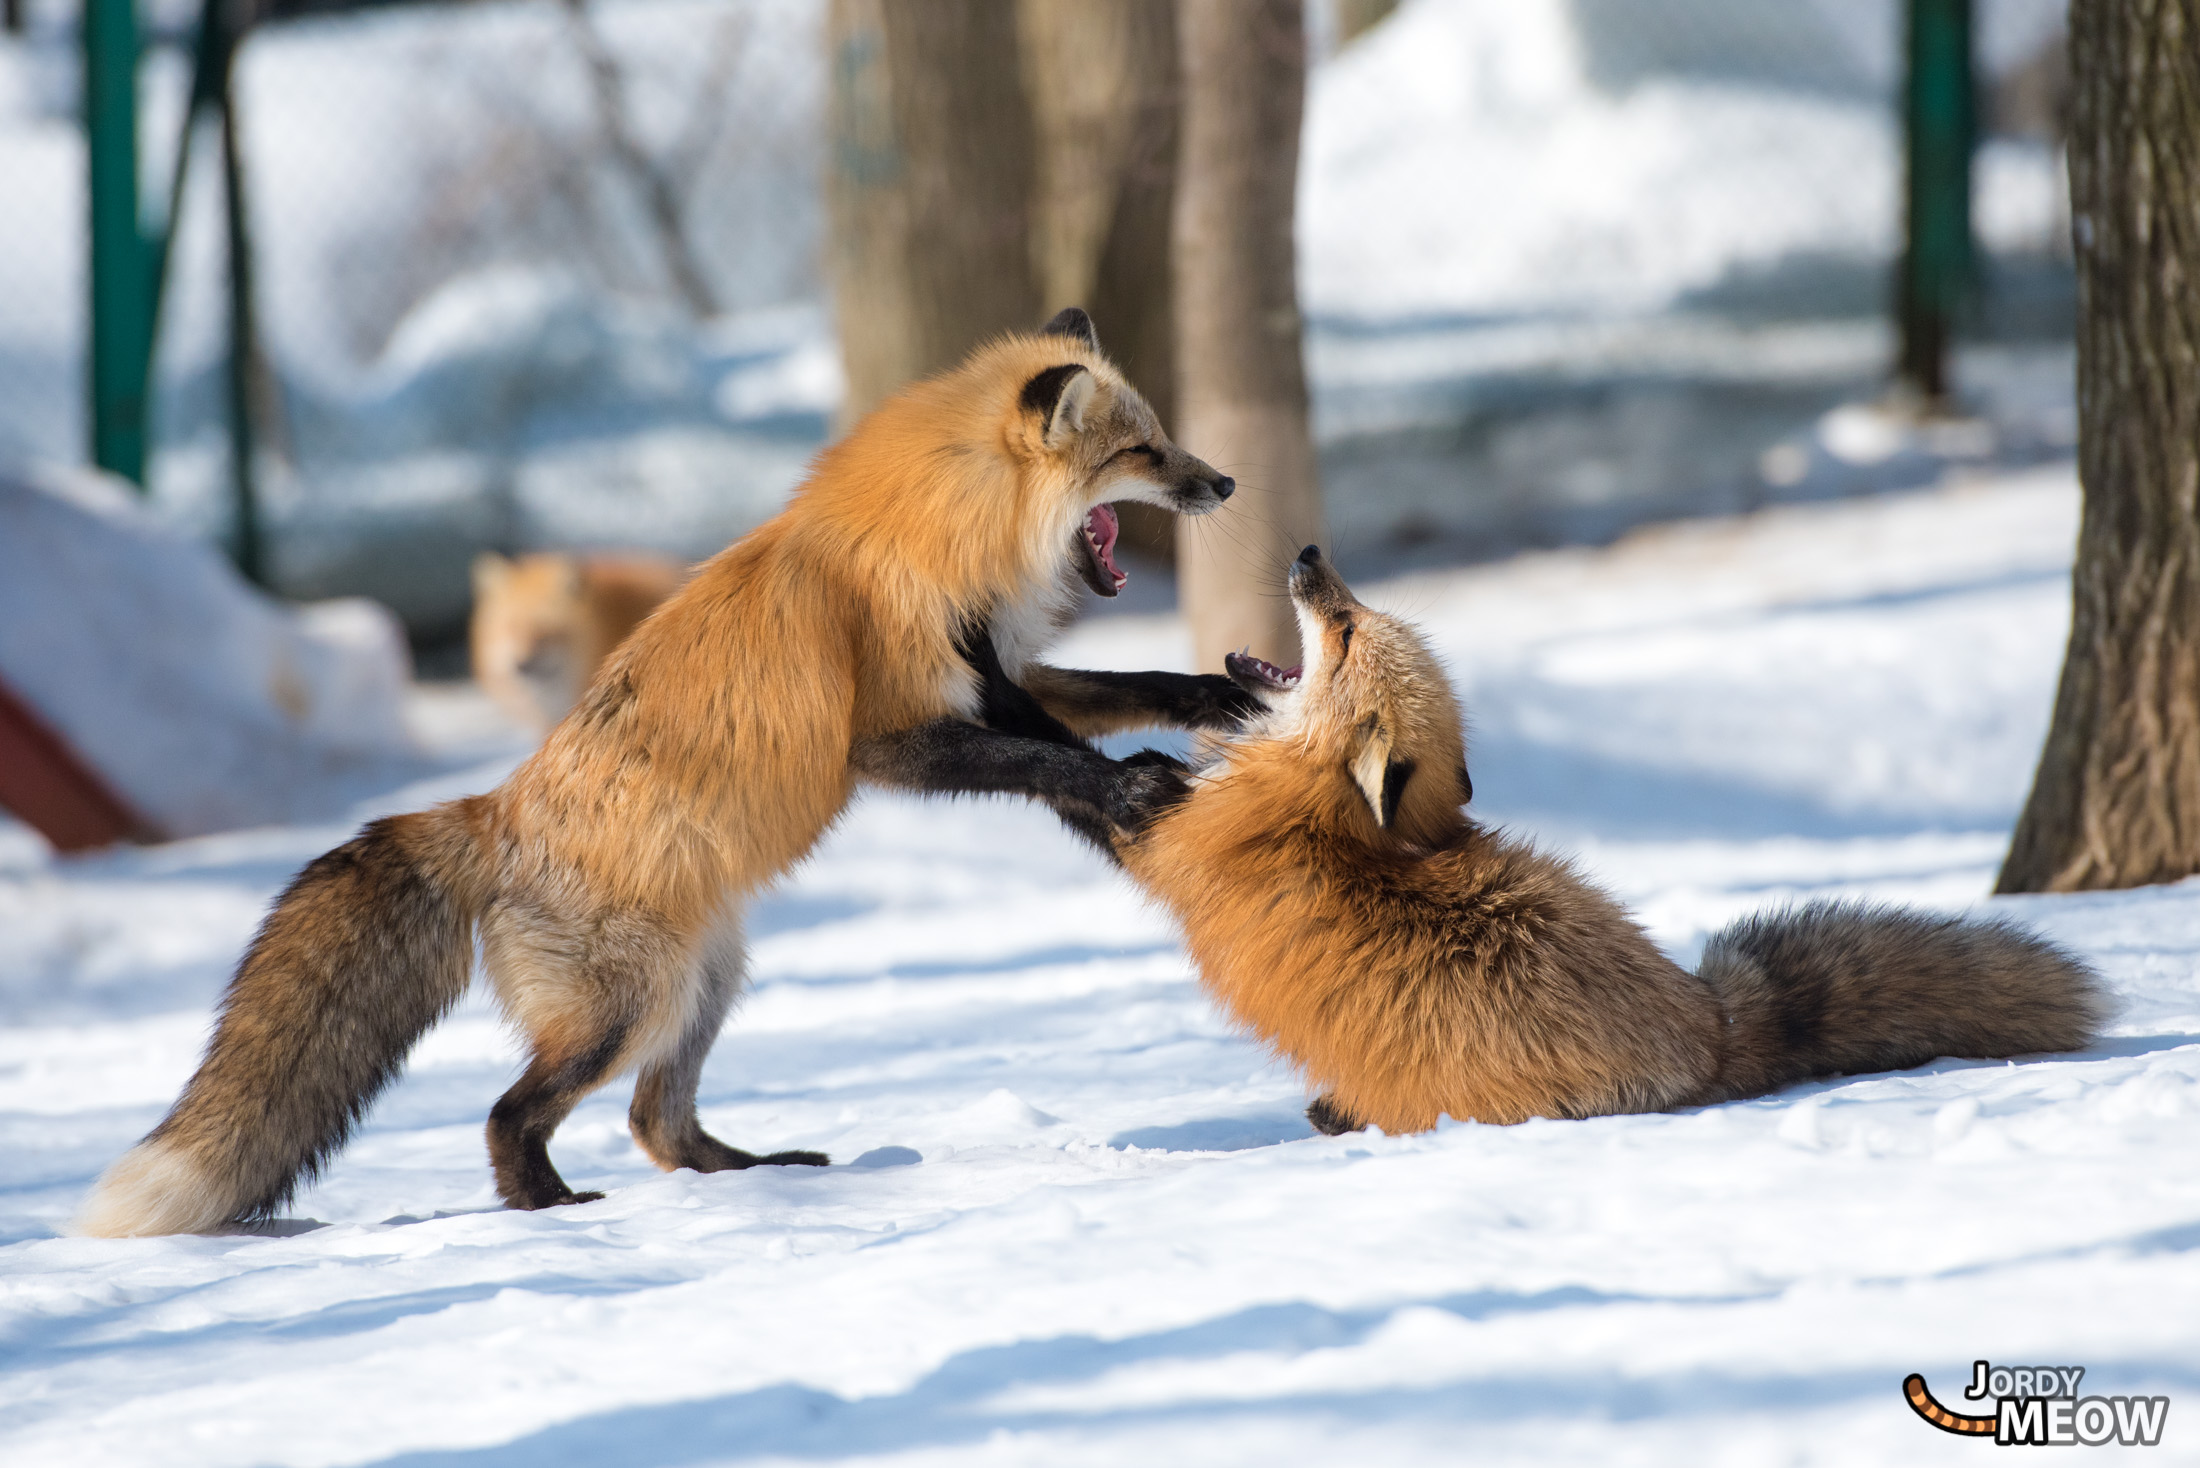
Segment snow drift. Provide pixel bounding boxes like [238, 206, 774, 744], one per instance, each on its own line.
[0, 463, 428, 839]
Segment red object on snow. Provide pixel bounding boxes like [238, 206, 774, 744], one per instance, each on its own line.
[0, 675, 158, 851]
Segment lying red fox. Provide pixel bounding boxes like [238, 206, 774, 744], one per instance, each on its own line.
[880, 547, 2109, 1134]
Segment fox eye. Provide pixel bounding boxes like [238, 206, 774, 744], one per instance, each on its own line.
[1339, 623, 1355, 655]
[1120, 443, 1162, 464]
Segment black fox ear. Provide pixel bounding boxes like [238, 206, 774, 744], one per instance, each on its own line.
[1379, 759, 1416, 828]
[1040, 306, 1100, 349]
[1022, 363, 1096, 448]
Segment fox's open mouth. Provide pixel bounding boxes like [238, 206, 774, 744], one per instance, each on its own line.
[1074, 504, 1127, 597]
[1224, 650, 1302, 692]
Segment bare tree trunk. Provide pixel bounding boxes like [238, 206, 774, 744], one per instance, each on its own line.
[1019, 0, 1181, 563]
[1173, 0, 1327, 672]
[1334, 0, 1399, 48]
[825, 0, 1039, 425]
[1997, 0, 2200, 894]
[562, 0, 721, 318]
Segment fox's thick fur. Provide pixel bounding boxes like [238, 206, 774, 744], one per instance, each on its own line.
[471, 550, 689, 732]
[948, 547, 2111, 1135]
[77, 310, 1249, 1236]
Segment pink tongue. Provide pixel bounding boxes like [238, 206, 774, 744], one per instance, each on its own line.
[1086, 504, 1124, 585]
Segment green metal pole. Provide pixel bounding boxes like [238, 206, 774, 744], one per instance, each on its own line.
[219, 26, 264, 587]
[84, 0, 161, 485]
[1896, 0, 1975, 404]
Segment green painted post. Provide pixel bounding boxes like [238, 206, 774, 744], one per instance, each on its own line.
[83, 0, 161, 486]
[219, 41, 265, 587]
[1896, 0, 1975, 403]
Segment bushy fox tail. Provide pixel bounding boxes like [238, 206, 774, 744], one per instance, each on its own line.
[1698, 900, 2111, 1103]
[74, 800, 493, 1237]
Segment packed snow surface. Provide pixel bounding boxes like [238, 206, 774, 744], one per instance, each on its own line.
[5, 467, 2198, 1465]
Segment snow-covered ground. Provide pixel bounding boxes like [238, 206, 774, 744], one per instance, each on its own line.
[5, 465, 2197, 1466]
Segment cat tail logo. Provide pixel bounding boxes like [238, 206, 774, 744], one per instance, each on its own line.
[1905, 1374, 1997, 1436]
[1905, 1362, 2170, 1446]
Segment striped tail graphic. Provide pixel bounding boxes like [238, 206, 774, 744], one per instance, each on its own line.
[1904, 1374, 1998, 1435]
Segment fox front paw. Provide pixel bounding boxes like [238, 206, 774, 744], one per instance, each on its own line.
[1106, 757, 1191, 832]
[1189, 671, 1266, 729]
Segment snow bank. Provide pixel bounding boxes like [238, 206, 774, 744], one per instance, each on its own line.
[0, 463, 429, 839]
[1301, 0, 2064, 322]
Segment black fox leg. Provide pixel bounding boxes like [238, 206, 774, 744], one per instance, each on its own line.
[487, 1027, 630, 1210]
[959, 610, 1257, 739]
[630, 955, 827, 1173]
[853, 719, 1189, 854]
[957, 620, 1090, 749]
[1024, 665, 1261, 736]
[1306, 1095, 1366, 1136]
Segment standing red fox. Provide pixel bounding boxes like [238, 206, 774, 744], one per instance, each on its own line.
[914, 547, 2110, 1134]
[77, 309, 1252, 1236]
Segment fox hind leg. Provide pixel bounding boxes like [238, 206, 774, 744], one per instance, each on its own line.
[487, 1032, 630, 1210]
[629, 934, 826, 1173]
[482, 904, 684, 1209]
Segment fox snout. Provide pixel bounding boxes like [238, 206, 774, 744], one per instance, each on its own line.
[1154, 448, 1234, 515]
[1287, 544, 1356, 619]
[516, 638, 572, 682]
[1223, 545, 1352, 699]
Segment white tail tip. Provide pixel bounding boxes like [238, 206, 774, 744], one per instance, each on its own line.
[71, 1140, 234, 1238]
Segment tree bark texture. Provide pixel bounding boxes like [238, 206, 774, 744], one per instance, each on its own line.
[1019, 0, 1181, 562]
[1333, 0, 1399, 48]
[825, 0, 1039, 426]
[1173, 0, 1328, 672]
[1997, 0, 2200, 893]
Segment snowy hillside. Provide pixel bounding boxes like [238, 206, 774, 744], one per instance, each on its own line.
[4, 466, 2196, 1466]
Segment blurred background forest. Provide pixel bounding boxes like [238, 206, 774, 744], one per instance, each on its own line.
[0, 0, 2075, 645]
